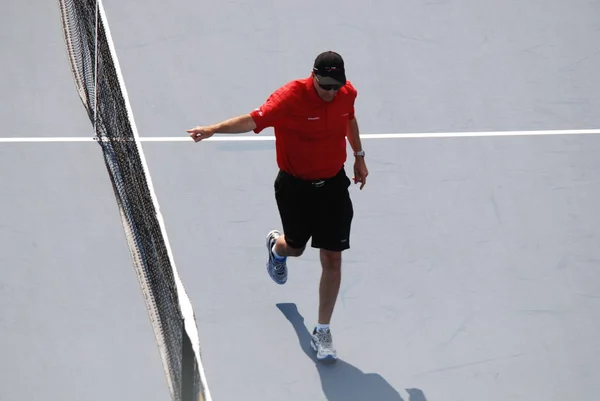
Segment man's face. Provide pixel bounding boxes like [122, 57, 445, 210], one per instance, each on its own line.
[313, 74, 342, 102]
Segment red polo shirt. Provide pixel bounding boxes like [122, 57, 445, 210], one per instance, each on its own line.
[249, 76, 357, 180]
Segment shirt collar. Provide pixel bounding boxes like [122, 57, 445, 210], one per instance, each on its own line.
[304, 75, 323, 102]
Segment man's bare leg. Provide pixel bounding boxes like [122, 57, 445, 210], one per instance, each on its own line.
[317, 249, 342, 325]
[309, 248, 342, 361]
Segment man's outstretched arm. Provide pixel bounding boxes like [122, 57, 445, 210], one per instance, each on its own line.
[187, 114, 257, 142]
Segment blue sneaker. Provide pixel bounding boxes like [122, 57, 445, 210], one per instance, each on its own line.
[266, 230, 287, 285]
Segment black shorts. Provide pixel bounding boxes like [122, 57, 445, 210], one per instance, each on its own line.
[274, 168, 354, 252]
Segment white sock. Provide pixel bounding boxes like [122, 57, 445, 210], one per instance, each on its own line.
[316, 323, 329, 332]
[271, 245, 286, 260]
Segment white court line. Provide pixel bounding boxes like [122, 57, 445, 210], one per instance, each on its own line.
[0, 128, 599, 143]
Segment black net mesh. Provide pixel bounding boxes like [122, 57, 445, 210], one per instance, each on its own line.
[57, 1, 207, 400]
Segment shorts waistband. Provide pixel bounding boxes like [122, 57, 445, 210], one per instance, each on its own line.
[279, 168, 344, 188]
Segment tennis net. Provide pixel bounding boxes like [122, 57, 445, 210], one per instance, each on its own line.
[57, 1, 210, 400]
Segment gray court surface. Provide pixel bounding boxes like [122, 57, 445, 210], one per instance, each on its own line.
[2, 1, 600, 401]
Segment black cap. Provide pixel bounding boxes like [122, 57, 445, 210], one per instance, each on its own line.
[312, 51, 346, 86]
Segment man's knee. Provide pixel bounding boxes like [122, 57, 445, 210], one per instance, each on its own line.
[282, 236, 306, 256]
[287, 244, 306, 257]
[320, 248, 342, 268]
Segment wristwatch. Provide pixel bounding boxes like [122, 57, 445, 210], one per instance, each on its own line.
[354, 150, 365, 157]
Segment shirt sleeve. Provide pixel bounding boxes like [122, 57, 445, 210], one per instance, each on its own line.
[346, 81, 358, 120]
[249, 85, 294, 134]
[348, 104, 356, 120]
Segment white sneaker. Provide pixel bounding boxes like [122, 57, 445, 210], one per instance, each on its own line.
[266, 230, 287, 285]
[310, 327, 337, 361]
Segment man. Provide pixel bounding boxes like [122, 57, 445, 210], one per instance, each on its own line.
[187, 51, 368, 362]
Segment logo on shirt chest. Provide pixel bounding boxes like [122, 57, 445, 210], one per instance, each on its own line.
[306, 112, 348, 120]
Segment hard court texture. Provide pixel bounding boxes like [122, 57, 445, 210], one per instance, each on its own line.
[2, 1, 600, 401]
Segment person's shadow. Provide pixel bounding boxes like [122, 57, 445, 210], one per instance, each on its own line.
[276, 303, 428, 401]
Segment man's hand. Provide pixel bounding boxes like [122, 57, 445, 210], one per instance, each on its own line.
[353, 157, 369, 190]
[187, 114, 257, 142]
[187, 126, 216, 142]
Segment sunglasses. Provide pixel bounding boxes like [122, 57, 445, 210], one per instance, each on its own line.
[318, 82, 342, 91]
[314, 74, 343, 91]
